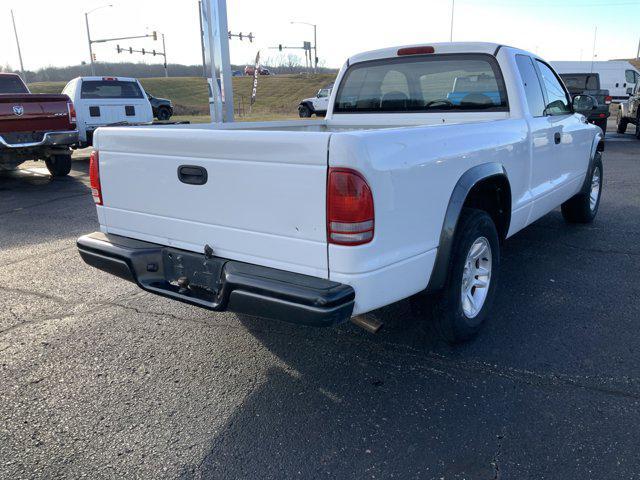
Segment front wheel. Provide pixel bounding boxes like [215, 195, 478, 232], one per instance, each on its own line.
[45, 153, 72, 178]
[298, 105, 312, 118]
[561, 153, 603, 223]
[430, 208, 500, 344]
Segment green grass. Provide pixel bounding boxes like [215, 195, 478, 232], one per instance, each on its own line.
[29, 74, 335, 119]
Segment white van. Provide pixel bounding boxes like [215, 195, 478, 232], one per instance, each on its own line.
[551, 61, 640, 101]
[62, 77, 153, 147]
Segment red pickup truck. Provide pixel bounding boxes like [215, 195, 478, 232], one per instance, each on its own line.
[0, 73, 78, 177]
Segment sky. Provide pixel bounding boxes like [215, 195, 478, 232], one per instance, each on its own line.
[1, 0, 639, 73]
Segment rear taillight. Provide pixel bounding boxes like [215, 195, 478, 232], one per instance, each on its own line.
[605, 95, 612, 105]
[67, 101, 77, 126]
[89, 150, 102, 205]
[327, 168, 374, 246]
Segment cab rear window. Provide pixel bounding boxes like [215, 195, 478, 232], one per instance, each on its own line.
[0, 75, 29, 94]
[80, 80, 144, 99]
[334, 54, 508, 113]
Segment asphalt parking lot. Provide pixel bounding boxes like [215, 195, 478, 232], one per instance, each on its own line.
[1, 130, 639, 480]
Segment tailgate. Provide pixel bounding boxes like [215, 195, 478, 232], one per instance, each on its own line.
[0, 94, 72, 133]
[83, 102, 149, 126]
[94, 126, 331, 278]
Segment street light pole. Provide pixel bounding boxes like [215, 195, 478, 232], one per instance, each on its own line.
[291, 21, 318, 73]
[85, 5, 113, 76]
[450, 0, 455, 42]
[85, 13, 95, 75]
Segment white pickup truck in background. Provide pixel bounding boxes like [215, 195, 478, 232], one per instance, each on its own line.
[62, 76, 153, 147]
[78, 42, 604, 343]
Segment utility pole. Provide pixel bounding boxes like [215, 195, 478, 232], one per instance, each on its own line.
[198, 0, 207, 77]
[450, 0, 455, 42]
[10, 10, 26, 81]
[590, 26, 597, 73]
[636, 36, 640, 61]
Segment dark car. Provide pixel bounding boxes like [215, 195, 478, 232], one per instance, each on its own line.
[559, 73, 611, 135]
[146, 92, 173, 121]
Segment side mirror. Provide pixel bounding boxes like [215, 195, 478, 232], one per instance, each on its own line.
[572, 94, 597, 114]
[627, 87, 634, 95]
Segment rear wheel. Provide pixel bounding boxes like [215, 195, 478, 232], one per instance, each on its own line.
[45, 153, 72, 178]
[561, 153, 602, 224]
[616, 111, 628, 134]
[157, 106, 172, 121]
[298, 104, 312, 118]
[428, 208, 500, 344]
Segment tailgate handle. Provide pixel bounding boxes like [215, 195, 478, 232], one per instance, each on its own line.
[178, 165, 208, 185]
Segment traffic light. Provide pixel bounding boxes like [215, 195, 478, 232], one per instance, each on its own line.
[116, 45, 121, 54]
[141, 48, 146, 55]
[248, 33, 254, 43]
[152, 31, 157, 41]
[92, 53, 97, 61]
[228, 30, 232, 39]
[129, 47, 133, 54]
[279, 44, 283, 52]
[152, 50, 156, 56]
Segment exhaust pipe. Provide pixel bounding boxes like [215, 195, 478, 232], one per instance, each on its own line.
[351, 314, 383, 334]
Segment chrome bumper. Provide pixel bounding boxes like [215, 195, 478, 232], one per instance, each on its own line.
[0, 130, 78, 149]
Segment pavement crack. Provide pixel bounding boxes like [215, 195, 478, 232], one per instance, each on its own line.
[491, 429, 506, 479]
[0, 286, 69, 304]
[358, 338, 640, 402]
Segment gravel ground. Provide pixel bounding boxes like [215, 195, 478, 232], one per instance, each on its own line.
[1, 131, 639, 479]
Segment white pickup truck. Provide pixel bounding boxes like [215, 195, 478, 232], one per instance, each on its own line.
[78, 42, 604, 343]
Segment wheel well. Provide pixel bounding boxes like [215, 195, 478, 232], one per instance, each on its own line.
[462, 175, 512, 241]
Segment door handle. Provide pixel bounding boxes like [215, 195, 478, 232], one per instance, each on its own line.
[554, 132, 561, 145]
[178, 165, 208, 185]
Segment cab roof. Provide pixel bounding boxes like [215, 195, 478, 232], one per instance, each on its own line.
[347, 42, 520, 65]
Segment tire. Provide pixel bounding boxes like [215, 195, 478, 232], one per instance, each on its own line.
[298, 105, 312, 118]
[561, 153, 603, 224]
[157, 107, 172, 121]
[45, 153, 72, 178]
[616, 113, 628, 134]
[429, 208, 500, 344]
[635, 113, 640, 140]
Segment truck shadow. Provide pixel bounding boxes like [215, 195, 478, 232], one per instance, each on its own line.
[181, 192, 640, 478]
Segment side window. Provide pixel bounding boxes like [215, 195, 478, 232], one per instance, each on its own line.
[626, 70, 637, 84]
[536, 61, 571, 116]
[515, 55, 545, 117]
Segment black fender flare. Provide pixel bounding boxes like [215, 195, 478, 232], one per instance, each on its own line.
[426, 162, 510, 293]
[580, 133, 604, 194]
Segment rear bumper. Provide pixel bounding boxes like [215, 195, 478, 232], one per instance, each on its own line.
[0, 130, 78, 149]
[77, 232, 355, 327]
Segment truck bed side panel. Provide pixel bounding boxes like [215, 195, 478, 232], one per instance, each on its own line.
[328, 119, 529, 315]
